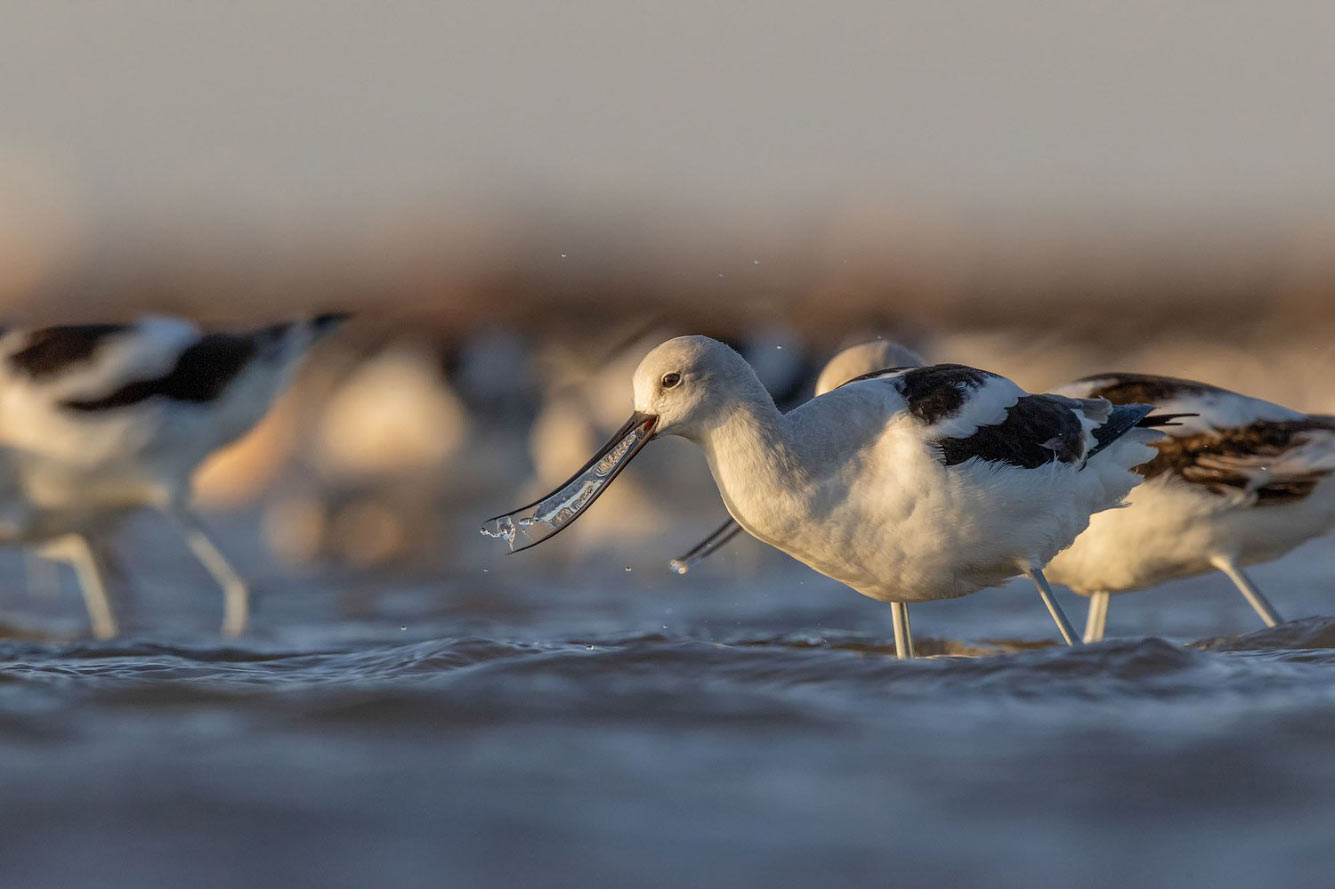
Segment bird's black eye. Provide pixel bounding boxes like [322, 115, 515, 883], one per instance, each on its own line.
[661, 372, 682, 389]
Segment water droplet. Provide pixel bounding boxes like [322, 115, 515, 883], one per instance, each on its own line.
[482, 568, 489, 573]
[752, 259, 760, 265]
[559, 252, 567, 259]
[624, 566, 632, 572]
[399, 626, 407, 631]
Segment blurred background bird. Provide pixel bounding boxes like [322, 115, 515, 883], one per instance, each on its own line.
[0, 313, 348, 637]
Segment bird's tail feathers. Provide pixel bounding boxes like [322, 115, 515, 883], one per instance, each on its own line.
[1138, 411, 1196, 428]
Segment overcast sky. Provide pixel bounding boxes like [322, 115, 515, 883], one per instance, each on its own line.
[3, 1, 1334, 220]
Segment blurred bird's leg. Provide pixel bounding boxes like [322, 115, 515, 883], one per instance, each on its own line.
[41, 534, 118, 639]
[1083, 591, 1110, 643]
[1025, 564, 1080, 646]
[1209, 554, 1282, 628]
[890, 601, 914, 659]
[167, 506, 250, 637]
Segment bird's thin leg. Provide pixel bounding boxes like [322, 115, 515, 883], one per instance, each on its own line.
[48, 534, 118, 640]
[1083, 591, 1110, 643]
[1209, 554, 1282, 628]
[166, 506, 250, 637]
[1025, 565, 1080, 646]
[890, 601, 915, 659]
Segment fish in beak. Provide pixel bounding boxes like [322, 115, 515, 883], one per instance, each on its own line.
[668, 518, 743, 575]
[481, 412, 658, 553]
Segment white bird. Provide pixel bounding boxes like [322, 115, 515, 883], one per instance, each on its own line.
[1044, 373, 1335, 641]
[672, 339, 929, 572]
[0, 313, 347, 638]
[484, 336, 1168, 659]
[739, 344, 1333, 643]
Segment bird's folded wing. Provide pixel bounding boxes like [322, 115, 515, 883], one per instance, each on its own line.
[0, 317, 202, 403]
[1154, 420, 1335, 505]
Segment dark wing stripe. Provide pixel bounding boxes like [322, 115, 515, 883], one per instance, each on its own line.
[1085, 403, 1154, 461]
[1144, 418, 1335, 506]
[1076, 372, 1225, 405]
[939, 394, 1085, 469]
[841, 365, 990, 424]
[60, 333, 258, 412]
[895, 365, 997, 425]
[8, 324, 131, 380]
[841, 364, 1000, 426]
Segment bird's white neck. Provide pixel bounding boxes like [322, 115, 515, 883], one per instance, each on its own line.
[696, 397, 815, 543]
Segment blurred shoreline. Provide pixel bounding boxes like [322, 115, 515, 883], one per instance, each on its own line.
[5, 194, 1335, 343]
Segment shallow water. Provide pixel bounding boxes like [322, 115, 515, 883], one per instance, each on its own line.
[0, 530, 1333, 889]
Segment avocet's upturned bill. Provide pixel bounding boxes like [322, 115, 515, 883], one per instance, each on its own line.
[483, 335, 1171, 658]
[1045, 373, 1335, 641]
[0, 313, 348, 638]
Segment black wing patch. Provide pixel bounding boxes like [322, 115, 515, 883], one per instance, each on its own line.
[9, 324, 131, 380]
[842, 364, 998, 426]
[1076, 372, 1222, 405]
[939, 394, 1085, 469]
[60, 333, 259, 412]
[1142, 418, 1335, 506]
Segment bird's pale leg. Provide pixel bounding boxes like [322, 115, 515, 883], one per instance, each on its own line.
[1209, 554, 1282, 628]
[1083, 591, 1110, 643]
[167, 507, 250, 637]
[1025, 565, 1080, 646]
[46, 534, 118, 640]
[890, 601, 915, 659]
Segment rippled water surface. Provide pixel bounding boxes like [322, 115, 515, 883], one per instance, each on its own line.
[1, 533, 1333, 889]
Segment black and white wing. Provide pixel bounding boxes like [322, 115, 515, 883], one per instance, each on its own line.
[0, 317, 203, 401]
[1058, 372, 1335, 505]
[0, 318, 205, 451]
[0, 314, 346, 460]
[845, 364, 1160, 470]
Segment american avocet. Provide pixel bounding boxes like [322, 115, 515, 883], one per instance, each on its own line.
[1044, 373, 1335, 641]
[0, 313, 347, 637]
[483, 336, 1169, 658]
[670, 339, 928, 574]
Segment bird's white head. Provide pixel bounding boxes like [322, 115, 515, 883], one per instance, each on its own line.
[814, 340, 925, 397]
[481, 334, 768, 553]
[631, 335, 764, 441]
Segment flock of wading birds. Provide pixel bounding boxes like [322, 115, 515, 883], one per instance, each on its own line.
[0, 314, 1330, 659]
